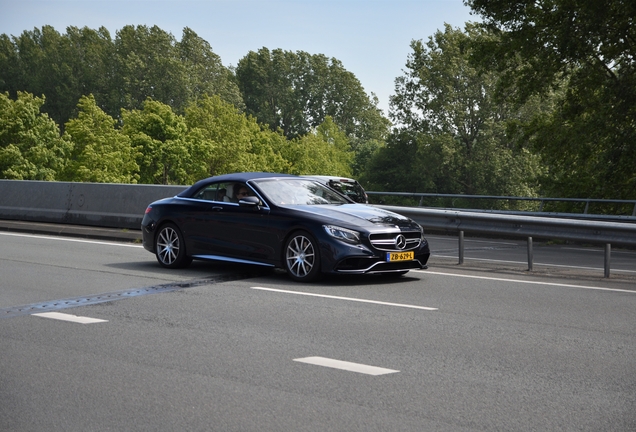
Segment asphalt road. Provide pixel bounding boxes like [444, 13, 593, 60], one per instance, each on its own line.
[1, 229, 635, 431]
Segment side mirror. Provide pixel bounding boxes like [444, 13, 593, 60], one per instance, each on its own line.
[238, 196, 261, 207]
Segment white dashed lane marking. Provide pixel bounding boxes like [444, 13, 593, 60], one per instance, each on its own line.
[294, 357, 399, 375]
[251, 287, 438, 310]
[32, 312, 108, 324]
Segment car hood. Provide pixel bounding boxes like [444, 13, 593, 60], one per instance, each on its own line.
[290, 204, 421, 231]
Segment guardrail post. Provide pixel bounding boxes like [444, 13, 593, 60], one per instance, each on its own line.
[527, 237, 533, 271]
[604, 244, 611, 278]
[458, 231, 464, 265]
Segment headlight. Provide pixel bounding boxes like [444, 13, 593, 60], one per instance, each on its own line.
[323, 225, 361, 244]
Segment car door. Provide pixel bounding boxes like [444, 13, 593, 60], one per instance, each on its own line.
[185, 182, 275, 264]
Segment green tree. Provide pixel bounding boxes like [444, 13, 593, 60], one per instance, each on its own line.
[364, 24, 542, 201]
[235, 48, 390, 150]
[185, 94, 353, 178]
[466, 0, 636, 199]
[0, 91, 71, 180]
[0, 26, 116, 130]
[177, 27, 244, 110]
[279, 117, 353, 177]
[62, 95, 138, 183]
[0, 25, 241, 128]
[0, 34, 23, 102]
[121, 99, 192, 185]
[113, 25, 189, 113]
[184, 94, 289, 178]
[113, 26, 243, 116]
[0, 26, 74, 127]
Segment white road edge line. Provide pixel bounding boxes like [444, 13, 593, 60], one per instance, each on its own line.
[561, 247, 636, 256]
[0, 231, 142, 247]
[432, 254, 636, 274]
[415, 270, 636, 294]
[294, 356, 399, 375]
[251, 287, 437, 310]
[32, 312, 108, 324]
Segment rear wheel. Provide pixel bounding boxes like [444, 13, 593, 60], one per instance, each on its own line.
[155, 223, 192, 269]
[284, 231, 321, 282]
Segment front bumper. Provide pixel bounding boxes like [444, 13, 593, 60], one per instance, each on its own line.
[321, 237, 431, 275]
[333, 252, 430, 274]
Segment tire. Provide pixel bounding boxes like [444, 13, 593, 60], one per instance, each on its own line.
[155, 223, 192, 269]
[284, 231, 322, 282]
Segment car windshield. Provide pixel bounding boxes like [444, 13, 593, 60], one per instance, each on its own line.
[253, 179, 349, 206]
[329, 180, 366, 203]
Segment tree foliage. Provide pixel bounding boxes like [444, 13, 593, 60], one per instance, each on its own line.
[178, 28, 244, 110]
[184, 96, 353, 179]
[0, 92, 354, 185]
[235, 47, 390, 167]
[0, 92, 71, 180]
[121, 98, 194, 185]
[0, 25, 242, 128]
[184, 94, 290, 179]
[62, 95, 139, 183]
[279, 116, 353, 176]
[3, 18, 632, 202]
[363, 24, 543, 202]
[0, 26, 113, 130]
[466, 0, 636, 199]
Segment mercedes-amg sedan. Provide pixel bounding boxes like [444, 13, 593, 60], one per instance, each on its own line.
[142, 172, 430, 282]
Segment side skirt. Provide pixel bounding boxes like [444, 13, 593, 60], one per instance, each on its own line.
[191, 255, 275, 267]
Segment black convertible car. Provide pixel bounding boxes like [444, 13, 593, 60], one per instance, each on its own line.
[142, 172, 430, 282]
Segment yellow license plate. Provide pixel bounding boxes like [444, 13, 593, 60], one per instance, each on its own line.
[386, 251, 414, 262]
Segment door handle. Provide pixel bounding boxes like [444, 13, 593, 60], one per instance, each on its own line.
[212, 206, 223, 211]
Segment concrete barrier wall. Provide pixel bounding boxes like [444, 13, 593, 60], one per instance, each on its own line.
[0, 180, 186, 229]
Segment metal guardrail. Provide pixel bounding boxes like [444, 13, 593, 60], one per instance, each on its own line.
[1, 180, 634, 278]
[369, 191, 636, 217]
[377, 205, 636, 278]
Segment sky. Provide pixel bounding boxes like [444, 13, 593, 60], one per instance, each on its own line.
[0, 0, 478, 115]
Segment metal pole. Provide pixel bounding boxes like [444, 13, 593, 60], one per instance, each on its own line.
[527, 237, 533, 271]
[604, 244, 611, 278]
[458, 231, 464, 265]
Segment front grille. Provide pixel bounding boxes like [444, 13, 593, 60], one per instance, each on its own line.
[369, 231, 421, 251]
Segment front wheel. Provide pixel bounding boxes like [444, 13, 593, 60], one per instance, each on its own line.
[284, 231, 322, 282]
[155, 223, 192, 269]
